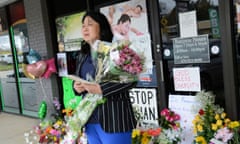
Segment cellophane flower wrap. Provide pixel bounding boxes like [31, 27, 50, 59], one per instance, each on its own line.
[61, 40, 145, 144]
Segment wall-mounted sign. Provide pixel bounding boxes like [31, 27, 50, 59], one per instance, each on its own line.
[173, 67, 201, 92]
[129, 88, 158, 125]
[173, 34, 210, 64]
[137, 65, 157, 87]
[209, 8, 220, 38]
[57, 53, 68, 77]
[55, 12, 85, 52]
[179, 10, 197, 38]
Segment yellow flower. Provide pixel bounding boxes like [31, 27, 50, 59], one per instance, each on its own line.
[195, 115, 201, 122]
[229, 121, 240, 129]
[53, 136, 57, 142]
[221, 112, 226, 119]
[216, 120, 223, 126]
[142, 131, 149, 137]
[98, 42, 111, 55]
[215, 114, 220, 120]
[224, 118, 231, 124]
[132, 129, 140, 138]
[195, 136, 207, 144]
[56, 120, 62, 125]
[197, 124, 203, 132]
[211, 123, 218, 131]
[141, 136, 150, 144]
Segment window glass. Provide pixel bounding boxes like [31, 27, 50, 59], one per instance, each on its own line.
[159, 0, 224, 102]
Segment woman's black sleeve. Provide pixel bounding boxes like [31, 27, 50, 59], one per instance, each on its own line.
[100, 82, 137, 97]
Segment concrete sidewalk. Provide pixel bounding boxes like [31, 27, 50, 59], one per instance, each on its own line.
[0, 112, 39, 144]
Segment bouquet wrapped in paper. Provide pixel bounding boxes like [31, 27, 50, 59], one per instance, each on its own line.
[61, 40, 145, 143]
[96, 40, 144, 82]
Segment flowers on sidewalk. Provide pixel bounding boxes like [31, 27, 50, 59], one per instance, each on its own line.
[132, 108, 182, 144]
[192, 91, 240, 144]
[24, 97, 76, 144]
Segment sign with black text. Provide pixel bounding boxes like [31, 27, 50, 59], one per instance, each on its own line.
[173, 34, 210, 64]
[129, 88, 158, 125]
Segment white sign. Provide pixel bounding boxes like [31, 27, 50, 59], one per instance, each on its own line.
[169, 95, 199, 144]
[57, 53, 68, 77]
[173, 67, 201, 92]
[129, 88, 158, 125]
[179, 11, 198, 37]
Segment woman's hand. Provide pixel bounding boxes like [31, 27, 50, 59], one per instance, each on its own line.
[73, 81, 86, 94]
[82, 83, 102, 94]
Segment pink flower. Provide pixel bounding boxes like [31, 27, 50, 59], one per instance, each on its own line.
[215, 127, 233, 143]
[115, 44, 143, 75]
[50, 129, 61, 137]
[161, 108, 170, 116]
[174, 114, 181, 121]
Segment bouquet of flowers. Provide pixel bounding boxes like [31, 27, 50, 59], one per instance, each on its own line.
[24, 97, 72, 144]
[132, 108, 182, 144]
[62, 40, 145, 143]
[192, 91, 240, 144]
[94, 40, 144, 83]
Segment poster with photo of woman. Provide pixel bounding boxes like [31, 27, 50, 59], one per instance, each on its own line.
[100, 0, 153, 76]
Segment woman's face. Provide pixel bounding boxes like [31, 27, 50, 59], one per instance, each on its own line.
[119, 20, 130, 35]
[82, 16, 100, 44]
[134, 7, 142, 15]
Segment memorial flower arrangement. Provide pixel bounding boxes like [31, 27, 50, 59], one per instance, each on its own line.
[24, 97, 74, 144]
[62, 40, 145, 143]
[132, 108, 182, 144]
[192, 91, 240, 144]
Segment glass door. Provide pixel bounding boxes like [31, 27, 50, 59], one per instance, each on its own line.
[0, 7, 21, 113]
[11, 20, 38, 117]
[158, 0, 224, 104]
[0, 2, 38, 117]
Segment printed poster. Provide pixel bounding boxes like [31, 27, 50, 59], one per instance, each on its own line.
[179, 10, 198, 38]
[129, 88, 159, 126]
[55, 12, 85, 52]
[57, 53, 68, 77]
[100, 0, 153, 74]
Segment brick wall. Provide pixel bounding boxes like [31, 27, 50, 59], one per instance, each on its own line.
[23, 0, 59, 118]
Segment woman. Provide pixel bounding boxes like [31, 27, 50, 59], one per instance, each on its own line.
[112, 14, 143, 40]
[73, 11, 137, 144]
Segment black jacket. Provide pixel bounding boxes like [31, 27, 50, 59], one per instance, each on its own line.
[75, 52, 137, 133]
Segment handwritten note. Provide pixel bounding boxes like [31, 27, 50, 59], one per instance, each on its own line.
[173, 67, 201, 92]
[169, 94, 199, 144]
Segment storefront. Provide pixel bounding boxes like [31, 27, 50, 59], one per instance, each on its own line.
[0, 0, 240, 142]
[45, 0, 240, 119]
